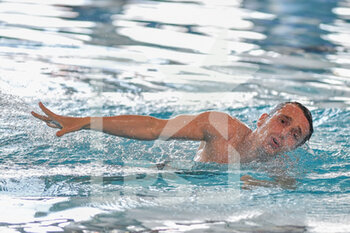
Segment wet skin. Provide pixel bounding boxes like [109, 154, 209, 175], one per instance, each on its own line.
[32, 102, 311, 189]
[253, 104, 310, 157]
[196, 103, 311, 163]
[32, 102, 310, 164]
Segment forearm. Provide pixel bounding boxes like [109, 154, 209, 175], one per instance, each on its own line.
[86, 115, 167, 140]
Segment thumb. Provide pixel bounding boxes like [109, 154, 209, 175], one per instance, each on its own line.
[240, 175, 252, 181]
[56, 125, 81, 137]
[56, 129, 67, 137]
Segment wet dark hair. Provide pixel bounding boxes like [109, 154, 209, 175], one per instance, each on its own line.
[269, 101, 313, 147]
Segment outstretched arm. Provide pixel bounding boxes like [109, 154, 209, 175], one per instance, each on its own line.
[31, 102, 220, 141]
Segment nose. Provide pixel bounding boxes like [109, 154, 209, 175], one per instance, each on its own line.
[281, 128, 289, 138]
[280, 127, 294, 144]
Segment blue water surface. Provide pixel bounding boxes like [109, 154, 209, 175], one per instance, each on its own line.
[0, 0, 349, 232]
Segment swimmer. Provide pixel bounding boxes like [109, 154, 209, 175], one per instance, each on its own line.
[31, 101, 313, 164]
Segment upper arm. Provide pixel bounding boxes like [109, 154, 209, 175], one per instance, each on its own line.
[158, 111, 235, 141]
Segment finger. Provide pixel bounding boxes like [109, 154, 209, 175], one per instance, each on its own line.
[56, 129, 68, 137]
[39, 102, 60, 119]
[240, 175, 252, 181]
[56, 125, 81, 137]
[31, 111, 51, 122]
[46, 122, 61, 128]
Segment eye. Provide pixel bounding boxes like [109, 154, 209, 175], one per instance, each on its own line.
[293, 131, 302, 141]
[279, 116, 290, 126]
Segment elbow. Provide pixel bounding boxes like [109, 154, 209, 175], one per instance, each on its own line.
[141, 117, 165, 140]
[150, 118, 167, 140]
[148, 129, 160, 140]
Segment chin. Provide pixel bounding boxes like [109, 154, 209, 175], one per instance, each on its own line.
[256, 150, 274, 162]
[257, 147, 275, 160]
[263, 138, 285, 156]
[260, 143, 277, 156]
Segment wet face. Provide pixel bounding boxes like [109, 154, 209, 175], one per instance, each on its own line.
[255, 104, 310, 157]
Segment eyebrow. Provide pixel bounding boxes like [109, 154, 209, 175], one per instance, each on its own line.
[281, 114, 292, 122]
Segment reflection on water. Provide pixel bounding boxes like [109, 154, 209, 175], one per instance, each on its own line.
[0, 0, 349, 107]
[0, 0, 350, 232]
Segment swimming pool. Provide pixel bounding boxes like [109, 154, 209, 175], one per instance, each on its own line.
[0, 0, 349, 232]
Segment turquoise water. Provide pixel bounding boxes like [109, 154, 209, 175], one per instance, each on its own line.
[0, 0, 349, 232]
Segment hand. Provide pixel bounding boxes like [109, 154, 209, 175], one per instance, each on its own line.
[240, 175, 273, 189]
[241, 175, 254, 189]
[31, 102, 88, 137]
[240, 175, 253, 182]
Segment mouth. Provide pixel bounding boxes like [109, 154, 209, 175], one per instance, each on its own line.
[270, 136, 280, 149]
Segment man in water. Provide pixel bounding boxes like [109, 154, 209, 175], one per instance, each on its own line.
[31, 101, 313, 164]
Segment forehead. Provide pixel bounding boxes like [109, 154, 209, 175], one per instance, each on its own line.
[275, 104, 310, 134]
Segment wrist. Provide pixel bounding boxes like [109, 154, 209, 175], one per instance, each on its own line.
[85, 117, 103, 131]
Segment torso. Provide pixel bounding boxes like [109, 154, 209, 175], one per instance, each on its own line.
[195, 117, 251, 163]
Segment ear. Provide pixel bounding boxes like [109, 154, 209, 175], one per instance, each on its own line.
[257, 113, 269, 127]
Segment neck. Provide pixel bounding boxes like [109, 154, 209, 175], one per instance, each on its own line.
[237, 130, 265, 163]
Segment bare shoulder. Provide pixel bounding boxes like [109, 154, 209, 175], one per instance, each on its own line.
[229, 116, 251, 139]
[197, 111, 251, 140]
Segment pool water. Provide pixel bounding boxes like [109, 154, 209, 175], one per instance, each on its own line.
[0, 0, 349, 232]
